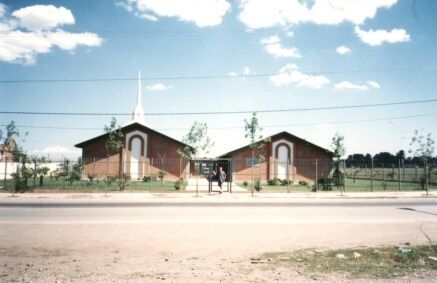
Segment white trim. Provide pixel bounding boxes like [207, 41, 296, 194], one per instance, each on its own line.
[123, 130, 148, 177]
[271, 139, 294, 179]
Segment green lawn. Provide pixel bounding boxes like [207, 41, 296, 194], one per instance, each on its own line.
[236, 177, 435, 192]
[238, 183, 313, 193]
[343, 177, 433, 191]
[0, 177, 186, 192]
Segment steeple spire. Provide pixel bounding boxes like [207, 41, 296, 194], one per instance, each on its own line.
[132, 71, 145, 123]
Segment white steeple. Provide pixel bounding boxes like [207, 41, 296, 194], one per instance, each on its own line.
[132, 71, 145, 124]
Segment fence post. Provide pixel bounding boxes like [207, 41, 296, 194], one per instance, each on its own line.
[33, 161, 37, 189]
[251, 158, 254, 197]
[61, 158, 64, 190]
[287, 158, 290, 193]
[196, 160, 199, 197]
[258, 160, 261, 193]
[105, 156, 108, 197]
[398, 159, 401, 191]
[13, 164, 19, 197]
[315, 158, 318, 192]
[415, 165, 418, 183]
[229, 158, 232, 193]
[371, 157, 374, 192]
[3, 156, 8, 190]
[425, 159, 429, 195]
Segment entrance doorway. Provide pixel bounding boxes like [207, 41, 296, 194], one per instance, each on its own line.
[189, 158, 232, 193]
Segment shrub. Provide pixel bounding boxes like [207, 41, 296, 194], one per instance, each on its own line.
[318, 177, 333, 191]
[88, 174, 96, 181]
[143, 176, 152, 182]
[174, 178, 184, 190]
[243, 181, 248, 187]
[298, 180, 308, 186]
[281, 179, 292, 186]
[119, 173, 129, 191]
[420, 175, 427, 190]
[267, 178, 280, 186]
[332, 168, 345, 187]
[105, 176, 117, 184]
[254, 178, 262, 191]
[158, 170, 167, 182]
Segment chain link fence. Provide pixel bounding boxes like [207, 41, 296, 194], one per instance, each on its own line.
[1, 155, 436, 193]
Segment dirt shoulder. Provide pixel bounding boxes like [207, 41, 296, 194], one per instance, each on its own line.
[1, 223, 437, 282]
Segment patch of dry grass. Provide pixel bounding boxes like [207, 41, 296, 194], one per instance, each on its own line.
[256, 245, 437, 279]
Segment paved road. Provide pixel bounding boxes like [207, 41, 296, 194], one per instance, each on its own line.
[1, 198, 436, 282]
[0, 200, 436, 224]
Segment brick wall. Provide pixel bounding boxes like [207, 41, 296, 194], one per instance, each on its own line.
[228, 135, 332, 183]
[80, 126, 189, 181]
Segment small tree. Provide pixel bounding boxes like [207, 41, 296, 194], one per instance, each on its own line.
[178, 121, 213, 195]
[244, 113, 270, 193]
[244, 113, 270, 162]
[104, 118, 124, 190]
[409, 130, 435, 162]
[69, 157, 83, 185]
[4, 121, 28, 161]
[12, 154, 32, 193]
[30, 156, 50, 187]
[409, 130, 435, 190]
[2, 121, 28, 189]
[105, 118, 124, 156]
[177, 121, 213, 160]
[330, 133, 346, 191]
[37, 166, 50, 187]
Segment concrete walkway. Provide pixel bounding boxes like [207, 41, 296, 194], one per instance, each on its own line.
[185, 177, 247, 192]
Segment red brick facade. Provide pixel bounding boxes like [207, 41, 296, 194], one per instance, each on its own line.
[75, 122, 190, 181]
[221, 132, 333, 183]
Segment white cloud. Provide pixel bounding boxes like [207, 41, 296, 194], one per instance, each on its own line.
[367, 80, 381, 89]
[260, 35, 301, 58]
[31, 145, 81, 158]
[238, 0, 397, 29]
[285, 30, 294, 37]
[0, 4, 102, 65]
[270, 63, 330, 89]
[117, 0, 231, 27]
[354, 26, 410, 46]
[335, 81, 369, 91]
[46, 29, 102, 51]
[227, 66, 256, 77]
[336, 45, 351, 55]
[146, 83, 172, 91]
[0, 3, 6, 18]
[334, 80, 381, 91]
[12, 5, 75, 31]
[243, 66, 255, 75]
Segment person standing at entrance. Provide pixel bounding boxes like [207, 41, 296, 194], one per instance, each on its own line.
[216, 166, 226, 193]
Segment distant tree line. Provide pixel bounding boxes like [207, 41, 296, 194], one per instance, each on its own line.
[345, 150, 437, 167]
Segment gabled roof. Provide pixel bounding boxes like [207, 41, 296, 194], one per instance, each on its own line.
[75, 122, 190, 148]
[218, 131, 334, 157]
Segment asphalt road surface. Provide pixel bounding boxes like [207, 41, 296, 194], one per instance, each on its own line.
[0, 199, 436, 282]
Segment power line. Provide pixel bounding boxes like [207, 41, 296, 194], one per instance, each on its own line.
[2, 112, 436, 131]
[1, 67, 437, 83]
[1, 99, 436, 116]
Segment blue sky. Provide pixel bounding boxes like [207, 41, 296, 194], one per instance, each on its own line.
[1, 0, 436, 158]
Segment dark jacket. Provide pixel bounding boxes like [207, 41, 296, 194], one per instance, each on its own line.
[217, 171, 226, 183]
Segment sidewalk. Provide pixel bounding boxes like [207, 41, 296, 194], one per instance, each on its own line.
[0, 190, 436, 203]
